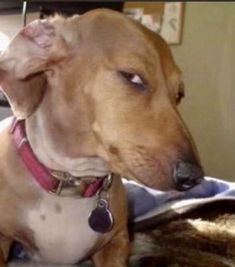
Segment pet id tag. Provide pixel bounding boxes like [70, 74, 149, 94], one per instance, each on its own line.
[88, 198, 113, 233]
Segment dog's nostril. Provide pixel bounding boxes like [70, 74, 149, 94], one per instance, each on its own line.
[173, 160, 203, 191]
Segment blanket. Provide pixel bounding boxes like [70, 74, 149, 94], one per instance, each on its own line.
[126, 176, 235, 267]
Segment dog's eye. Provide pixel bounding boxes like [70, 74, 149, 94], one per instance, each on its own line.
[119, 71, 146, 90]
[176, 81, 185, 104]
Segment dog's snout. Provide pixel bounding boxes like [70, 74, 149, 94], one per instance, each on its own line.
[173, 160, 204, 191]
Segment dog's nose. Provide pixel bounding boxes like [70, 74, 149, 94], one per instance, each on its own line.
[173, 160, 204, 191]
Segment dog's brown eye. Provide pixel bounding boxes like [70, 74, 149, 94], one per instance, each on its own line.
[176, 81, 185, 104]
[119, 71, 146, 90]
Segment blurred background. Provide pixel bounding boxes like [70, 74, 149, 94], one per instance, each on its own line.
[0, 2, 234, 181]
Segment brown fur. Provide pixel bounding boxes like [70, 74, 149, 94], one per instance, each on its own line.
[0, 9, 203, 266]
[129, 211, 235, 267]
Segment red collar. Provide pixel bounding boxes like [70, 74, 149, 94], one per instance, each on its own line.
[10, 118, 105, 197]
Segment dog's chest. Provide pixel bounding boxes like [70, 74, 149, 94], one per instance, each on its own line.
[25, 194, 100, 264]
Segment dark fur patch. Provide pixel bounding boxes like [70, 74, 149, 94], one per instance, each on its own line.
[54, 203, 62, 214]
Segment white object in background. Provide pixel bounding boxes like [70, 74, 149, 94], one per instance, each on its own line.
[124, 8, 144, 23]
[160, 2, 183, 44]
[142, 14, 161, 33]
[0, 32, 10, 52]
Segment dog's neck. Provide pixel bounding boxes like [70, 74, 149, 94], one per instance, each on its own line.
[25, 110, 109, 178]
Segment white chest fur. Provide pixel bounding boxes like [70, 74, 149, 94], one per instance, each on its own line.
[26, 193, 100, 265]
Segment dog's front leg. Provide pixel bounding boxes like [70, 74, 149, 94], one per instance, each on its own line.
[92, 229, 129, 267]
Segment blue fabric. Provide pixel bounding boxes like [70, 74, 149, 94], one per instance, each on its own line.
[123, 177, 235, 219]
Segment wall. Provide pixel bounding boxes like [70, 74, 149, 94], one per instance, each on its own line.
[172, 3, 235, 180]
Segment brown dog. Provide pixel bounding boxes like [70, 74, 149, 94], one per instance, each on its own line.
[0, 9, 203, 267]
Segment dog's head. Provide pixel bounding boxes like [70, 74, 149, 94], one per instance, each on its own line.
[0, 9, 203, 190]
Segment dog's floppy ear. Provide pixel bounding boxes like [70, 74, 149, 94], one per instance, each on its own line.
[0, 18, 70, 119]
[0, 19, 69, 79]
[0, 73, 46, 119]
[153, 34, 182, 101]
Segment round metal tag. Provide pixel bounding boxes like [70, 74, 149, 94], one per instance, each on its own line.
[88, 199, 113, 233]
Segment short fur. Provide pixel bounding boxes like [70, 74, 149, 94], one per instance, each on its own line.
[0, 9, 203, 267]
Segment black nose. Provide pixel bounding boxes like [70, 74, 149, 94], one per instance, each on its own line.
[173, 160, 204, 191]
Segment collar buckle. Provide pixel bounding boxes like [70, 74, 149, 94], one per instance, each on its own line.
[49, 179, 65, 195]
[49, 171, 81, 196]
